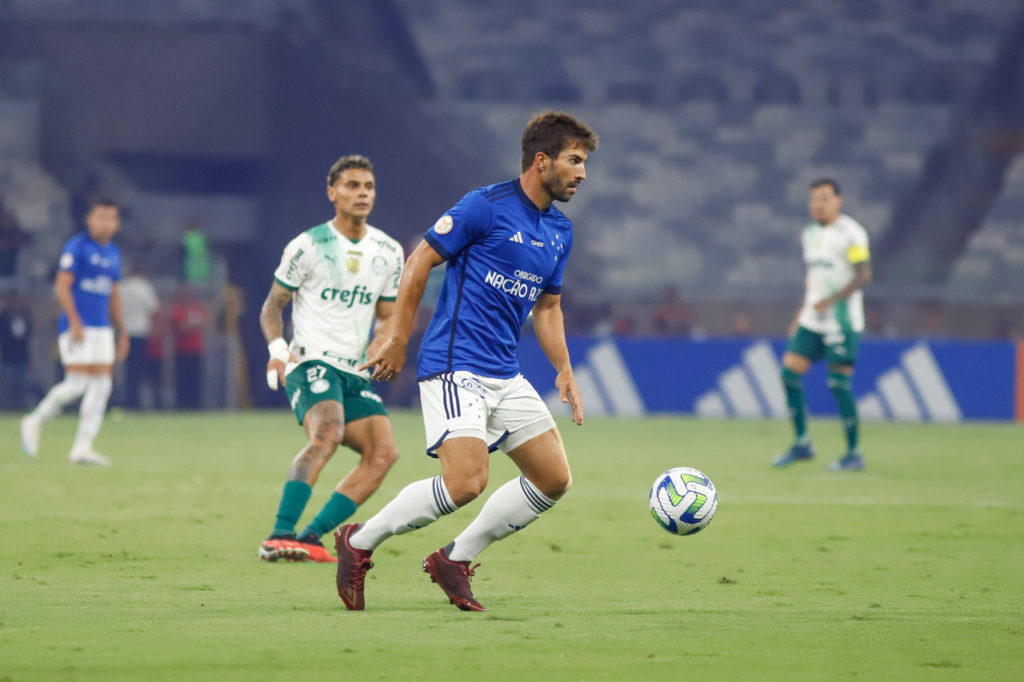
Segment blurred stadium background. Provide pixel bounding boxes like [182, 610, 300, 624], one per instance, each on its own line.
[1, 0, 1022, 420]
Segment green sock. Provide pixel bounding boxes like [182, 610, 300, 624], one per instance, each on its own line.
[781, 367, 808, 442]
[828, 370, 859, 452]
[299, 492, 358, 540]
[271, 480, 313, 537]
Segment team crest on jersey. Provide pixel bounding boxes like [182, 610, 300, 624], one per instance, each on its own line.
[433, 215, 453, 235]
[346, 251, 361, 274]
[372, 255, 387, 275]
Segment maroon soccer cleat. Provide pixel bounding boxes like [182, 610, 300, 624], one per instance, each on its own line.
[334, 524, 374, 610]
[422, 548, 485, 612]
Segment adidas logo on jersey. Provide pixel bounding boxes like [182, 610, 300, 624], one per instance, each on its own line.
[509, 231, 524, 243]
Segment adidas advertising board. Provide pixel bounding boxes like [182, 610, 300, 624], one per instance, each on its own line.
[514, 335, 1023, 422]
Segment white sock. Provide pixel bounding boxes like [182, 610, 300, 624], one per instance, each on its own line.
[71, 375, 112, 455]
[350, 475, 457, 551]
[32, 373, 89, 422]
[447, 476, 555, 563]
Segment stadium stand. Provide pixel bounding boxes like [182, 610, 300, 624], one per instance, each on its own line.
[395, 0, 1024, 306]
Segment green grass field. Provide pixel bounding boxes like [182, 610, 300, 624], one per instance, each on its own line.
[2, 411, 1022, 681]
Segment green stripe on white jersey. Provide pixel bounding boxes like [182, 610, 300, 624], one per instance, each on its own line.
[272, 221, 404, 378]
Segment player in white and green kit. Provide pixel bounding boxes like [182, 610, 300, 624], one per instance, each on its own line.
[773, 178, 872, 471]
[258, 155, 405, 562]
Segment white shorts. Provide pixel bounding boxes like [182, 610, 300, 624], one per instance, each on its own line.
[419, 371, 557, 457]
[58, 327, 115, 366]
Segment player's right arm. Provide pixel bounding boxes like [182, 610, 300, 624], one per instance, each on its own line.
[360, 239, 444, 381]
[260, 281, 294, 390]
[264, 234, 311, 389]
[54, 270, 84, 342]
[362, 191, 491, 380]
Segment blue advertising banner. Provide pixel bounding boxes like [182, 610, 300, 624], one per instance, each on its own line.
[515, 333, 1017, 422]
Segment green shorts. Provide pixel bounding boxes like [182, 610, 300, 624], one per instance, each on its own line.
[786, 326, 860, 366]
[284, 361, 387, 425]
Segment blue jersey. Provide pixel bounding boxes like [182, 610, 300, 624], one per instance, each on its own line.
[57, 232, 122, 332]
[419, 179, 573, 379]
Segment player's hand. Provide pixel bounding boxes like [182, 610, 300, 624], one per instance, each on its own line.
[265, 339, 296, 391]
[266, 357, 290, 391]
[813, 297, 833, 314]
[359, 335, 407, 382]
[556, 370, 584, 426]
[70, 318, 85, 343]
[115, 334, 130, 363]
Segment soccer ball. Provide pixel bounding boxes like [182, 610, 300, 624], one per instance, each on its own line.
[649, 467, 718, 535]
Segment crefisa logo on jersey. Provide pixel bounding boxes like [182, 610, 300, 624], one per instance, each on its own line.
[320, 284, 374, 308]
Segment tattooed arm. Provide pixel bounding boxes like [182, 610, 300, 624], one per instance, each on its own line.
[261, 282, 294, 390]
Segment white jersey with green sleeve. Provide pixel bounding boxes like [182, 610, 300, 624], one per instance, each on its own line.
[273, 221, 403, 379]
[797, 213, 870, 336]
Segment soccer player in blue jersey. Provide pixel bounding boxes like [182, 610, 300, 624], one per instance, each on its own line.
[334, 111, 598, 611]
[21, 197, 129, 465]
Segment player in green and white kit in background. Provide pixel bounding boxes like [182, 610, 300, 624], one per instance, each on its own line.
[258, 155, 404, 562]
[773, 178, 872, 471]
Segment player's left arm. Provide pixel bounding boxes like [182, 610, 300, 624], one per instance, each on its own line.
[367, 299, 397, 360]
[532, 292, 583, 426]
[109, 282, 130, 362]
[813, 261, 871, 313]
[813, 232, 873, 314]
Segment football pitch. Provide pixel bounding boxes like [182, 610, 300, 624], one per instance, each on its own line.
[2, 411, 1022, 682]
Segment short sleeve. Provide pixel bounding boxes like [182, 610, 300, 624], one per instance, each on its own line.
[423, 190, 493, 261]
[58, 238, 78, 274]
[112, 247, 123, 281]
[380, 242, 404, 301]
[846, 223, 871, 264]
[544, 232, 573, 295]
[273, 234, 312, 290]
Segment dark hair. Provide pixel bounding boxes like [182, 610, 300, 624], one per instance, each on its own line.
[88, 196, 119, 211]
[521, 111, 598, 171]
[327, 155, 375, 186]
[810, 178, 841, 195]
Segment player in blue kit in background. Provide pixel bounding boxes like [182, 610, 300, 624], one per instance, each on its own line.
[21, 197, 129, 465]
[334, 111, 598, 612]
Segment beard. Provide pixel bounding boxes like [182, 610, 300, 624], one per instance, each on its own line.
[542, 172, 578, 203]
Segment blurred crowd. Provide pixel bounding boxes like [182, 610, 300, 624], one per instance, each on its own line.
[2, 191, 1022, 413]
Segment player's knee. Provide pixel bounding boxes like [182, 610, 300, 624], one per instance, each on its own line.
[543, 468, 573, 501]
[364, 443, 399, 476]
[301, 440, 339, 468]
[311, 421, 344, 450]
[446, 470, 488, 507]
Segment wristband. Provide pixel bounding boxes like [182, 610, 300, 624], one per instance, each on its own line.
[268, 338, 290, 363]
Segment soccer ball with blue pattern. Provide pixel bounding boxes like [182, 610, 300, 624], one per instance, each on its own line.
[649, 467, 718, 535]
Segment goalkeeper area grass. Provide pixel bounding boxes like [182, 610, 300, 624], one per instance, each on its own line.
[2, 411, 1022, 681]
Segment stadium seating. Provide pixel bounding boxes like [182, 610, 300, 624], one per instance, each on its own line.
[395, 0, 1024, 300]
